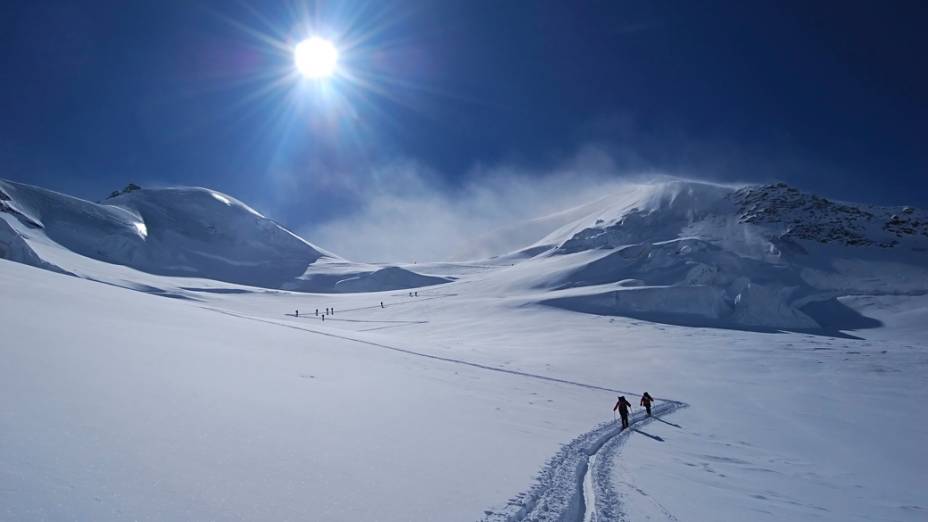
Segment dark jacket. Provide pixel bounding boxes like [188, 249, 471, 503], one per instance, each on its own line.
[614, 397, 632, 416]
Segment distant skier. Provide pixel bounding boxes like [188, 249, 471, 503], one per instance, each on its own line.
[322, 315, 325, 322]
[414, 291, 418, 297]
[380, 301, 384, 308]
[315, 309, 319, 316]
[295, 309, 299, 318]
[614, 395, 632, 429]
[640, 392, 654, 417]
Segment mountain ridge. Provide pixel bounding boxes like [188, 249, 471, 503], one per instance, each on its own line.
[486, 179, 927, 333]
[0, 178, 449, 293]
[3, 177, 925, 333]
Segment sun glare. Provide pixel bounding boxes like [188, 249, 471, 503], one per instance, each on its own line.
[294, 37, 338, 78]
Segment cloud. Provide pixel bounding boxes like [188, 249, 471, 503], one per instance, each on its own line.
[298, 145, 657, 262]
[286, 117, 846, 263]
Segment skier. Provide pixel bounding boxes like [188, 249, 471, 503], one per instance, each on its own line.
[295, 309, 299, 317]
[613, 395, 632, 430]
[640, 392, 654, 417]
[380, 301, 384, 308]
[414, 291, 418, 297]
[322, 315, 325, 322]
[315, 309, 319, 316]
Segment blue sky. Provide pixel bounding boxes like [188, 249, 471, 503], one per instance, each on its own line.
[1, 1, 926, 258]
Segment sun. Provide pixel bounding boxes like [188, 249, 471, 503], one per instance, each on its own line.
[294, 37, 338, 78]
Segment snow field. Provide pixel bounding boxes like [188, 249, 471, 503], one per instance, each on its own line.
[0, 260, 627, 522]
[3, 177, 928, 521]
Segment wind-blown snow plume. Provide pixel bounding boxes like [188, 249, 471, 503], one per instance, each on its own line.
[302, 148, 653, 262]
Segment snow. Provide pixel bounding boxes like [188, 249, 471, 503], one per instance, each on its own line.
[494, 180, 928, 332]
[0, 179, 451, 293]
[0, 260, 611, 521]
[209, 191, 233, 206]
[2, 178, 927, 521]
[132, 220, 148, 239]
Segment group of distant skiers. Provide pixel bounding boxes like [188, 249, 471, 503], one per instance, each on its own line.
[294, 307, 336, 321]
[613, 392, 654, 430]
[294, 292, 422, 321]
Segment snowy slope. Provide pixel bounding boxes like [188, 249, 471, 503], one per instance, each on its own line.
[500, 180, 928, 332]
[3, 254, 926, 521]
[0, 259, 620, 521]
[7, 177, 923, 321]
[2, 178, 927, 521]
[0, 179, 449, 292]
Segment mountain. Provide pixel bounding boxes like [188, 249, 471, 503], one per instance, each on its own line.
[3, 177, 926, 521]
[3, 177, 925, 333]
[0, 179, 449, 292]
[495, 180, 928, 333]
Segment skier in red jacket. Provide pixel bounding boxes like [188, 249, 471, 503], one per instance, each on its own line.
[640, 392, 654, 417]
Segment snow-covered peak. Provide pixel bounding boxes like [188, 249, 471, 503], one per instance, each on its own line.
[107, 185, 265, 219]
[0, 179, 331, 286]
[537, 180, 737, 253]
[489, 179, 928, 332]
[0, 179, 450, 292]
[537, 180, 926, 255]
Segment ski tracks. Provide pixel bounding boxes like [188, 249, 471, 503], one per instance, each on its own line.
[203, 307, 646, 398]
[481, 401, 685, 522]
[202, 306, 687, 522]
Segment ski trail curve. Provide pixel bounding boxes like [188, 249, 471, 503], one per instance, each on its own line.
[481, 401, 685, 522]
[203, 306, 687, 521]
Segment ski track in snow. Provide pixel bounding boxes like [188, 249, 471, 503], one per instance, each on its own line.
[204, 307, 647, 398]
[284, 293, 454, 325]
[480, 402, 684, 522]
[339, 293, 457, 312]
[286, 314, 429, 326]
[581, 452, 599, 522]
[206, 305, 687, 522]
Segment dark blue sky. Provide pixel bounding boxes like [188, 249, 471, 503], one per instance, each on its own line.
[2, 1, 926, 229]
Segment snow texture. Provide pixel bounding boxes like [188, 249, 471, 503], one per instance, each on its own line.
[511, 180, 928, 332]
[0, 179, 450, 292]
[2, 178, 927, 521]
